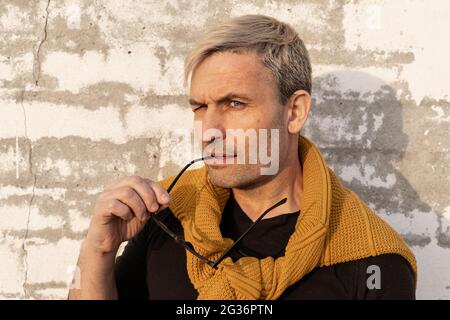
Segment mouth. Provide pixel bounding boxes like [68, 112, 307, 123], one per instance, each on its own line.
[204, 154, 237, 165]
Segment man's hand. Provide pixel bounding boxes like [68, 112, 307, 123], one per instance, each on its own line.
[68, 175, 170, 299]
[85, 176, 171, 254]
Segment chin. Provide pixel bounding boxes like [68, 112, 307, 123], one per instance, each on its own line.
[206, 164, 262, 189]
[207, 167, 237, 188]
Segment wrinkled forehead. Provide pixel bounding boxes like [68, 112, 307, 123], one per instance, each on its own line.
[189, 51, 275, 101]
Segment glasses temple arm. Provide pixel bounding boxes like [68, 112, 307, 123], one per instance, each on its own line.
[166, 156, 212, 192]
[152, 213, 216, 268]
[211, 197, 288, 268]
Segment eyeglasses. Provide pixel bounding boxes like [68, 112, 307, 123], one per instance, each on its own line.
[149, 157, 287, 269]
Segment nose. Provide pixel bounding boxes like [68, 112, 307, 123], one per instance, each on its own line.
[201, 106, 226, 144]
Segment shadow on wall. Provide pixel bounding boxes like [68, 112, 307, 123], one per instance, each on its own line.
[305, 70, 432, 247]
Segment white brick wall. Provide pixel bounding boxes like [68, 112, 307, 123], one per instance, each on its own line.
[1, 0, 449, 299]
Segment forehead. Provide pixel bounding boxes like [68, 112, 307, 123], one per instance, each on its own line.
[189, 51, 274, 98]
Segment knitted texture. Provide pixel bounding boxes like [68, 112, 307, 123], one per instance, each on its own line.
[159, 135, 417, 300]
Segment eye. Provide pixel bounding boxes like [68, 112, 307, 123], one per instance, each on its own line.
[193, 104, 207, 112]
[230, 100, 244, 108]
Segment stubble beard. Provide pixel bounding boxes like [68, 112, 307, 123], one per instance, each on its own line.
[206, 162, 271, 189]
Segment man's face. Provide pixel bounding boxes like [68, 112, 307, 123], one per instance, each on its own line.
[189, 50, 288, 189]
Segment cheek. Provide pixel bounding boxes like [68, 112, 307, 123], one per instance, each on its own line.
[240, 110, 269, 129]
[258, 103, 284, 126]
[224, 104, 280, 130]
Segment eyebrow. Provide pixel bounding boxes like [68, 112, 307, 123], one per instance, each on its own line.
[188, 92, 252, 107]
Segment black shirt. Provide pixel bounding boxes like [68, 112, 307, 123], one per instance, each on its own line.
[115, 193, 415, 299]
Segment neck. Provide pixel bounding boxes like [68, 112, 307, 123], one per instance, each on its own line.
[232, 148, 303, 222]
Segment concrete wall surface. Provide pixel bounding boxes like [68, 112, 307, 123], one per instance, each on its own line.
[0, 0, 449, 299]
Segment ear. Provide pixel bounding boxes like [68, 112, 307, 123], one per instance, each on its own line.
[287, 90, 311, 134]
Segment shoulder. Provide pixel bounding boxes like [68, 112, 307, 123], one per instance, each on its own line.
[332, 254, 416, 299]
[282, 253, 414, 299]
[323, 177, 417, 281]
[343, 253, 415, 281]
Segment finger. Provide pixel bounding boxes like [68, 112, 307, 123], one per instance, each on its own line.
[103, 176, 170, 214]
[106, 176, 157, 212]
[112, 186, 148, 222]
[146, 180, 171, 207]
[106, 199, 134, 221]
[112, 176, 169, 213]
[127, 177, 162, 212]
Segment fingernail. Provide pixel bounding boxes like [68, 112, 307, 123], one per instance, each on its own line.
[162, 194, 170, 203]
[151, 203, 159, 212]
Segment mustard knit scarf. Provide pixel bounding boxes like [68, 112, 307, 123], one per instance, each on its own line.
[159, 135, 417, 299]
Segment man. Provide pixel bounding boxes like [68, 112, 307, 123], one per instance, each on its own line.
[68, 15, 417, 300]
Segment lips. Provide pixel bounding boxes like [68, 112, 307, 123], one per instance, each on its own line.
[205, 154, 237, 165]
[211, 154, 235, 157]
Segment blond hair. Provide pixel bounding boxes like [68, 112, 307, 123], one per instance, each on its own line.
[184, 14, 312, 105]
